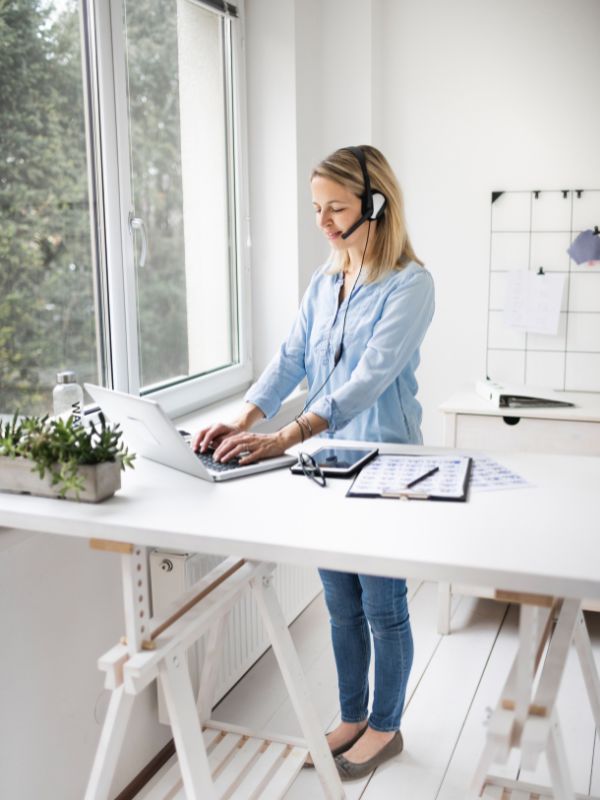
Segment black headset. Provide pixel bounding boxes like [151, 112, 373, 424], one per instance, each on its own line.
[340, 146, 387, 240]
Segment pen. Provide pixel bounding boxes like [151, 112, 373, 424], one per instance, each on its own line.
[405, 466, 439, 489]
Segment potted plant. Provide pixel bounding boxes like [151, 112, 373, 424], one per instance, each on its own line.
[0, 413, 135, 502]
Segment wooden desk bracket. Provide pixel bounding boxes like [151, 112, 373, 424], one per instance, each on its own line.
[85, 546, 344, 800]
[470, 598, 600, 800]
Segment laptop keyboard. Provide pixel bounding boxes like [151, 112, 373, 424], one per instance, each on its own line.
[178, 430, 245, 472]
[195, 449, 244, 473]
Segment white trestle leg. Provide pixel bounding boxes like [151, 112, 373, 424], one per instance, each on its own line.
[470, 592, 600, 800]
[251, 573, 345, 800]
[85, 542, 345, 800]
[84, 685, 135, 800]
[159, 646, 217, 800]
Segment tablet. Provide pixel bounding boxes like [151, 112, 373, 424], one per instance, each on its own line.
[291, 446, 379, 478]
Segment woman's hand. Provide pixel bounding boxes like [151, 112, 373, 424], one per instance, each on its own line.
[192, 403, 267, 455]
[212, 431, 286, 465]
[192, 423, 241, 454]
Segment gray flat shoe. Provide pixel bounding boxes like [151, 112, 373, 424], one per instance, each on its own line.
[334, 730, 403, 781]
[303, 722, 369, 768]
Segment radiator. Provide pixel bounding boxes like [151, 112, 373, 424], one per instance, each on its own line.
[149, 550, 322, 723]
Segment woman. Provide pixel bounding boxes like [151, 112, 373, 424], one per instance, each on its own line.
[193, 145, 434, 780]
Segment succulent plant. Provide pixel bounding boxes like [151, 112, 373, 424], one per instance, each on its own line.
[0, 412, 135, 498]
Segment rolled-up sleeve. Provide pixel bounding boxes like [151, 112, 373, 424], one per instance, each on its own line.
[309, 268, 434, 431]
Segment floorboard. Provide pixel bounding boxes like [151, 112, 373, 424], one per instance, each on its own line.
[135, 584, 600, 800]
[436, 603, 521, 800]
[362, 596, 508, 799]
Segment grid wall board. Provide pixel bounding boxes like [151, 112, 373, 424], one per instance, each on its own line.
[486, 189, 600, 392]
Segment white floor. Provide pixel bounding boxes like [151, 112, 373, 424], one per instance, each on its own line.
[143, 581, 600, 799]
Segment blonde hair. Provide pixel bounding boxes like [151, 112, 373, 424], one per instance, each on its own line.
[311, 145, 423, 282]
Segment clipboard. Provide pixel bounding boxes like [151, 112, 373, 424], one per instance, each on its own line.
[346, 454, 472, 501]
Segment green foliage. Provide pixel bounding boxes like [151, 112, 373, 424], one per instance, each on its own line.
[0, 0, 191, 414]
[0, 412, 135, 498]
[0, 0, 98, 415]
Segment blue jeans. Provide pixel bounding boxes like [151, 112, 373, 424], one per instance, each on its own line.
[318, 569, 413, 732]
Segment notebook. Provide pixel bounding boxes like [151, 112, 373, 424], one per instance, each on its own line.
[346, 453, 472, 501]
[84, 384, 296, 482]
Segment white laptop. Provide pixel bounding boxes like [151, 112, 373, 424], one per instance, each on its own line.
[85, 384, 297, 482]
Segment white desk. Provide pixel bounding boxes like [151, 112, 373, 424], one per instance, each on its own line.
[1, 442, 600, 800]
[438, 390, 600, 634]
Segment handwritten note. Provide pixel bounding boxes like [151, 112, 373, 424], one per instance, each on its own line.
[503, 270, 564, 336]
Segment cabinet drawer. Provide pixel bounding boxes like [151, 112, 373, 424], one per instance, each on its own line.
[454, 414, 600, 455]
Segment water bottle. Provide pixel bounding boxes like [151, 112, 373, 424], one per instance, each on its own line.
[53, 371, 84, 426]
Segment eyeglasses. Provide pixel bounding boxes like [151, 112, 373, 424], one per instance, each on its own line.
[297, 452, 327, 488]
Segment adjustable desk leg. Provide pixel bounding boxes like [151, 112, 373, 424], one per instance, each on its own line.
[470, 598, 600, 800]
[84, 686, 135, 800]
[469, 602, 553, 799]
[159, 644, 218, 800]
[546, 709, 575, 800]
[120, 545, 152, 652]
[251, 573, 345, 800]
[88, 552, 339, 799]
[85, 543, 151, 800]
[573, 609, 600, 731]
[514, 604, 541, 736]
[197, 617, 227, 724]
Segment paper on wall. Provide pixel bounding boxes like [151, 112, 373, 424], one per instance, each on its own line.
[502, 270, 565, 335]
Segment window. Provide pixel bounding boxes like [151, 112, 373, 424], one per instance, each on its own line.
[0, 0, 250, 418]
[0, 0, 100, 416]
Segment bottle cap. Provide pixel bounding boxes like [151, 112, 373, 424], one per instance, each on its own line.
[56, 371, 77, 384]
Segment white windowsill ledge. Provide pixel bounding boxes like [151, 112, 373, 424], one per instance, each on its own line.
[175, 387, 307, 436]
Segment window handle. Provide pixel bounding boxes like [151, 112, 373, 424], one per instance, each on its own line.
[128, 212, 147, 268]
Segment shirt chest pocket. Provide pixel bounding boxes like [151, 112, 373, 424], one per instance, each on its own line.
[306, 316, 336, 361]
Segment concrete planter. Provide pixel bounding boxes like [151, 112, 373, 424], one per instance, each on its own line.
[0, 457, 121, 502]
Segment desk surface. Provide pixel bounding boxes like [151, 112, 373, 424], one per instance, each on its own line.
[1, 443, 599, 601]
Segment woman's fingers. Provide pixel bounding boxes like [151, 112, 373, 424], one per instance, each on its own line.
[215, 433, 282, 464]
[194, 427, 282, 465]
[194, 423, 235, 452]
[192, 427, 210, 451]
[213, 433, 248, 462]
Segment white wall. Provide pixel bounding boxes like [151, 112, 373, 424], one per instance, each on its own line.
[377, 0, 600, 443]
[249, 0, 600, 443]
[295, 0, 376, 291]
[245, 0, 301, 373]
[0, 531, 169, 799]
[247, 0, 378, 366]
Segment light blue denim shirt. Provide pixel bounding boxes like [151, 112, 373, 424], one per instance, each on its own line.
[245, 260, 435, 445]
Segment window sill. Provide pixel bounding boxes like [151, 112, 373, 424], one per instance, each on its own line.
[175, 387, 307, 434]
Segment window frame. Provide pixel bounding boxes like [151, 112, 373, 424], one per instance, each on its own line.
[86, 0, 252, 417]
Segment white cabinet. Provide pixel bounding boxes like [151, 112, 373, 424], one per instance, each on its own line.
[441, 391, 600, 454]
[453, 413, 600, 455]
[438, 390, 600, 632]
